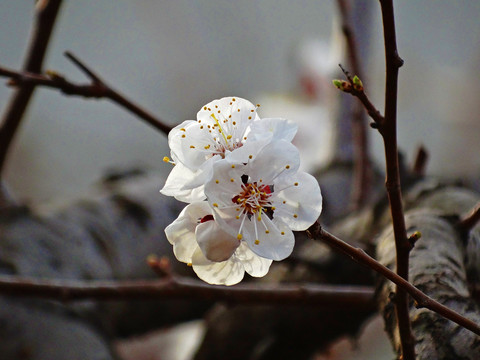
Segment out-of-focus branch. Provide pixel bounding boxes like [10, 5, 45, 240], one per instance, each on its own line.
[0, 274, 375, 309]
[457, 201, 480, 233]
[336, 0, 372, 209]
[0, 0, 63, 179]
[0, 53, 173, 136]
[412, 145, 428, 177]
[306, 222, 480, 337]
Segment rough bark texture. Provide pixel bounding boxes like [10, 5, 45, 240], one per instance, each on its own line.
[377, 185, 480, 359]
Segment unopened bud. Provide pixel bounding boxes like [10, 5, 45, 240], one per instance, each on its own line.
[352, 75, 363, 91]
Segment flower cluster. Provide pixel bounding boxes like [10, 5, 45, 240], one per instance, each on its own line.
[161, 97, 322, 285]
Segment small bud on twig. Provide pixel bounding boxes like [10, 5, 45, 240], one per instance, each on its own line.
[408, 231, 422, 247]
[352, 75, 364, 91]
[332, 79, 352, 92]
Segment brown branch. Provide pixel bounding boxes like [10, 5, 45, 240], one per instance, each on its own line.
[336, 0, 372, 209]
[306, 222, 480, 337]
[0, 274, 375, 309]
[378, 0, 414, 357]
[457, 201, 480, 233]
[0, 0, 63, 182]
[0, 54, 173, 136]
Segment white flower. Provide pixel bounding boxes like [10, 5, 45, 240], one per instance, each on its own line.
[160, 96, 297, 202]
[165, 201, 272, 286]
[205, 140, 322, 261]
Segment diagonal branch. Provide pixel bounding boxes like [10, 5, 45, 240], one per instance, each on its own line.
[306, 222, 480, 337]
[0, 54, 173, 136]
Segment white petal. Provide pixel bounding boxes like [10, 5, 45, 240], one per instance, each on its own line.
[160, 162, 206, 202]
[168, 120, 207, 169]
[242, 215, 295, 261]
[274, 171, 322, 230]
[246, 140, 300, 184]
[235, 242, 272, 277]
[196, 220, 240, 262]
[225, 137, 270, 164]
[191, 247, 245, 286]
[164, 203, 207, 263]
[250, 118, 298, 142]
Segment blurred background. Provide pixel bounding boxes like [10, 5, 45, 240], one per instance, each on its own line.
[2, 1, 480, 359]
[2, 1, 480, 205]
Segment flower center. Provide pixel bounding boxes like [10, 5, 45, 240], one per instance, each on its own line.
[232, 180, 273, 218]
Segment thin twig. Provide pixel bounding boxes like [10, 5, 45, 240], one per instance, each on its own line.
[306, 222, 480, 336]
[336, 0, 372, 209]
[457, 201, 480, 233]
[0, 0, 63, 181]
[0, 274, 375, 309]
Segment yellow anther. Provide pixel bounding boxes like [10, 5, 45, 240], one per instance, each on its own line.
[230, 178, 234, 182]
[237, 109, 240, 112]
[237, 233, 242, 240]
[294, 182, 299, 186]
[190, 145, 195, 148]
[250, 109, 254, 112]
[248, 116, 252, 120]
[236, 215, 240, 219]
[232, 121, 236, 125]
[203, 106, 207, 110]
[281, 231, 285, 235]
[180, 128, 186, 131]
[265, 230, 270, 234]
[285, 165, 290, 169]
[227, 135, 232, 139]
[293, 214, 298, 218]
[204, 145, 210, 149]
[213, 203, 218, 207]
[232, 98, 236, 101]
[181, 134, 186, 138]
[254, 240, 260, 245]
[271, 207, 276, 210]
[200, 125, 204, 129]
[249, 155, 253, 159]
[187, 262, 192, 267]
